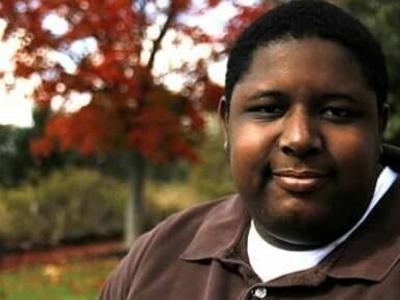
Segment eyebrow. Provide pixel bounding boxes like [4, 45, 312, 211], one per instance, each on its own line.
[248, 90, 365, 104]
[320, 92, 364, 104]
[248, 90, 287, 101]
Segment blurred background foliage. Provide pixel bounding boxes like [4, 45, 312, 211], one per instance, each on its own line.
[340, 0, 400, 142]
[0, 168, 127, 250]
[0, 114, 234, 251]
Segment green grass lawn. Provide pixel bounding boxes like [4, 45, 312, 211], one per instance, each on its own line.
[0, 258, 119, 300]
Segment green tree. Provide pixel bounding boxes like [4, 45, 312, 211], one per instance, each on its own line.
[0, 125, 32, 186]
[340, 0, 400, 143]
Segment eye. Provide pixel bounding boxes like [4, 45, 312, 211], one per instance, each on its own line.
[248, 103, 286, 118]
[321, 107, 358, 122]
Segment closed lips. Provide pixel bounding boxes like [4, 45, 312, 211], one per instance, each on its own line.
[272, 170, 329, 193]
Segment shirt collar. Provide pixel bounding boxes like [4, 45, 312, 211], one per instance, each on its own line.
[327, 176, 400, 282]
[180, 194, 250, 261]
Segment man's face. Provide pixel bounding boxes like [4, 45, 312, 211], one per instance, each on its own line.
[223, 38, 383, 249]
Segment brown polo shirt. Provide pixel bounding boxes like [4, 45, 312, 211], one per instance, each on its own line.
[99, 172, 400, 299]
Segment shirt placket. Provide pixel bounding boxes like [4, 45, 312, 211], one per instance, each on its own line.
[241, 266, 329, 299]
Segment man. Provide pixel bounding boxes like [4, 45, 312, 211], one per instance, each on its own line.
[100, 1, 400, 299]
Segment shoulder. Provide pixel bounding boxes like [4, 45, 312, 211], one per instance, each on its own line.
[144, 194, 241, 248]
[98, 194, 243, 299]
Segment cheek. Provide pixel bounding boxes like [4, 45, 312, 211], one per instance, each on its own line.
[229, 123, 277, 187]
[327, 128, 379, 176]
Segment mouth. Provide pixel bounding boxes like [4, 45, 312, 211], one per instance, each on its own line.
[272, 170, 329, 193]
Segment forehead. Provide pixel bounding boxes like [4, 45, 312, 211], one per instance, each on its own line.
[233, 37, 372, 99]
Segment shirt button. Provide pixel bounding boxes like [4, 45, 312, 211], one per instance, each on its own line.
[252, 287, 268, 299]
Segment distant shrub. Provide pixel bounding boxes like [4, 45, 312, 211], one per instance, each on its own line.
[147, 181, 203, 213]
[0, 193, 11, 238]
[0, 168, 127, 250]
[146, 115, 236, 218]
[188, 116, 235, 200]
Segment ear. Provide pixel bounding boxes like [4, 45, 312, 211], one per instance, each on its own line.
[379, 103, 390, 135]
[218, 96, 229, 144]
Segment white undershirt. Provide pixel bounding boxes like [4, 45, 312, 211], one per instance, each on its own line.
[247, 167, 398, 282]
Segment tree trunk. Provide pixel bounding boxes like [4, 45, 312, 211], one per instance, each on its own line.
[124, 151, 147, 248]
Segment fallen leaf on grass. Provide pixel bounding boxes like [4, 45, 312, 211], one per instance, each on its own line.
[42, 264, 62, 283]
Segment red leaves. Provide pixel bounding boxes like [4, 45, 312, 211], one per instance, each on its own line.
[207, 0, 222, 8]
[200, 81, 224, 112]
[30, 103, 121, 157]
[30, 82, 205, 164]
[128, 107, 180, 163]
[4, 0, 266, 164]
[171, 0, 192, 13]
[104, 0, 132, 12]
[222, 3, 273, 46]
[30, 137, 54, 158]
[125, 85, 204, 164]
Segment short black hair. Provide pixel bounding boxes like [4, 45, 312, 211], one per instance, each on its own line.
[225, 0, 388, 112]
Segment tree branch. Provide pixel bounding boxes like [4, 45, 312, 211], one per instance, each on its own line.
[147, 8, 176, 71]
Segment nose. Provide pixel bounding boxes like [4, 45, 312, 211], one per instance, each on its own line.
[278, 109, 323, 157]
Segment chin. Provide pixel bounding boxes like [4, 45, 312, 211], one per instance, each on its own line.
[253, 201, 348, 247]
[257, 218, 342, 249]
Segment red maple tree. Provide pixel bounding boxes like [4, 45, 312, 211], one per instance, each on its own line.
[0, 0, 270, 245]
